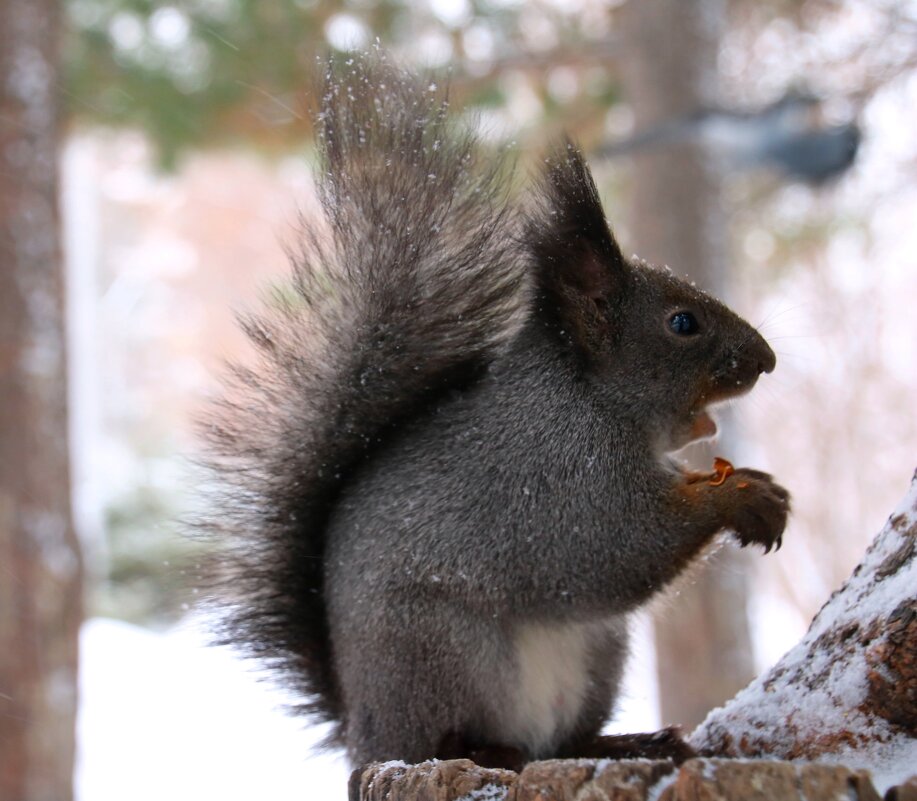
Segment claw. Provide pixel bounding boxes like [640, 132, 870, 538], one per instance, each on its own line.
[775, 534, 783, 552]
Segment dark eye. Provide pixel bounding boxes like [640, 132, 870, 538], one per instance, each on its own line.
[669, 311, 699, 336]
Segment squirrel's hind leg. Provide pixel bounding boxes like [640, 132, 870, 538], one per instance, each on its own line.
[557, 727, 696, 764]
[435, 730, 527, 773]
[433, 727, 694, 772]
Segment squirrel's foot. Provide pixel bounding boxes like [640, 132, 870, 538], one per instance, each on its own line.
[558, 726, 697, 764]
[436, 730, 526, 773]
[722, 468, 791, 553]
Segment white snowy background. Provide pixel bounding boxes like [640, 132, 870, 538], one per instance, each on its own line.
[75, 616, 660, 801]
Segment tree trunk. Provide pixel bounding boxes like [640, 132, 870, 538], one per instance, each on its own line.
[615, 0, 755, 731]
[690, 469, 917, 789]
[0, 1, 83, 799]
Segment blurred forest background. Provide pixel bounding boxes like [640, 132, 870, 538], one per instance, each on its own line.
[1, 0, 916, 799]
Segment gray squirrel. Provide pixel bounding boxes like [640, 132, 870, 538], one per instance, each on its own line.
[202, 54, 790, 772]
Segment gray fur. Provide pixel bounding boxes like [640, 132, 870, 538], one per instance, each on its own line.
[203, 52, 789, 767]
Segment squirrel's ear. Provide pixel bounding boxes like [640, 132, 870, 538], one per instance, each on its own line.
[529, 141, 626, 325]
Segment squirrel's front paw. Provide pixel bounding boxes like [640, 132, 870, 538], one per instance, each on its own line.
[721, 469, 791, 553]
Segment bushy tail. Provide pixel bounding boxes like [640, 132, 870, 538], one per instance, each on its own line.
[201, 53, 528, 743]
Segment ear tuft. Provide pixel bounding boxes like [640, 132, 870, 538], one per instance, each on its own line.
[527, 140, 627, 341]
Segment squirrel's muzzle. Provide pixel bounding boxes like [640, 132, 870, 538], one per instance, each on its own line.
[755, 334, 777, 375]
[708, 331, 776, 402]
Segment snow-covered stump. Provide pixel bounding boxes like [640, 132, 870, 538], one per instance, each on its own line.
[351, 758, 887, 800]
[690, 469, 917, 791]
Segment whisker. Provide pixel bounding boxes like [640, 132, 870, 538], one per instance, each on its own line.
[755, 303, 809, 332]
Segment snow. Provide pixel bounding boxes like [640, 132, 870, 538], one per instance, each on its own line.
[691, 471, 917, 794]
[454, 785, 510, 801]
[76, 617, 349, 801]
[76, 612, 661, 800]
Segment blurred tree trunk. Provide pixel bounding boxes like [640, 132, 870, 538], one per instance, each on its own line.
[0, 1, 83, 799]
[617, 0, 757, 730]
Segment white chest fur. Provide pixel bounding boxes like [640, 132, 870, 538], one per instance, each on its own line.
[500, 621, 594, 756]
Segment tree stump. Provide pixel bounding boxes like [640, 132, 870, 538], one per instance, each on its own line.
[352, 758, 889, 801]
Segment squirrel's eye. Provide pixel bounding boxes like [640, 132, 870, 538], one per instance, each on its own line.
[669, 311, 699, 336]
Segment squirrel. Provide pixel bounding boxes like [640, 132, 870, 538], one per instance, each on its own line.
[201, 53, 790, 772]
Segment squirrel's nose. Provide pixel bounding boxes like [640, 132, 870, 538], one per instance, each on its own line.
[756, 338, 777, 375]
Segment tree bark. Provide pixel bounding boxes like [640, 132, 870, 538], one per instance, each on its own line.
[0, 1, 83, 799]
[690, 469, 917, 788]
[615, 0, 755, 730]
[353, 757, 889, 801]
